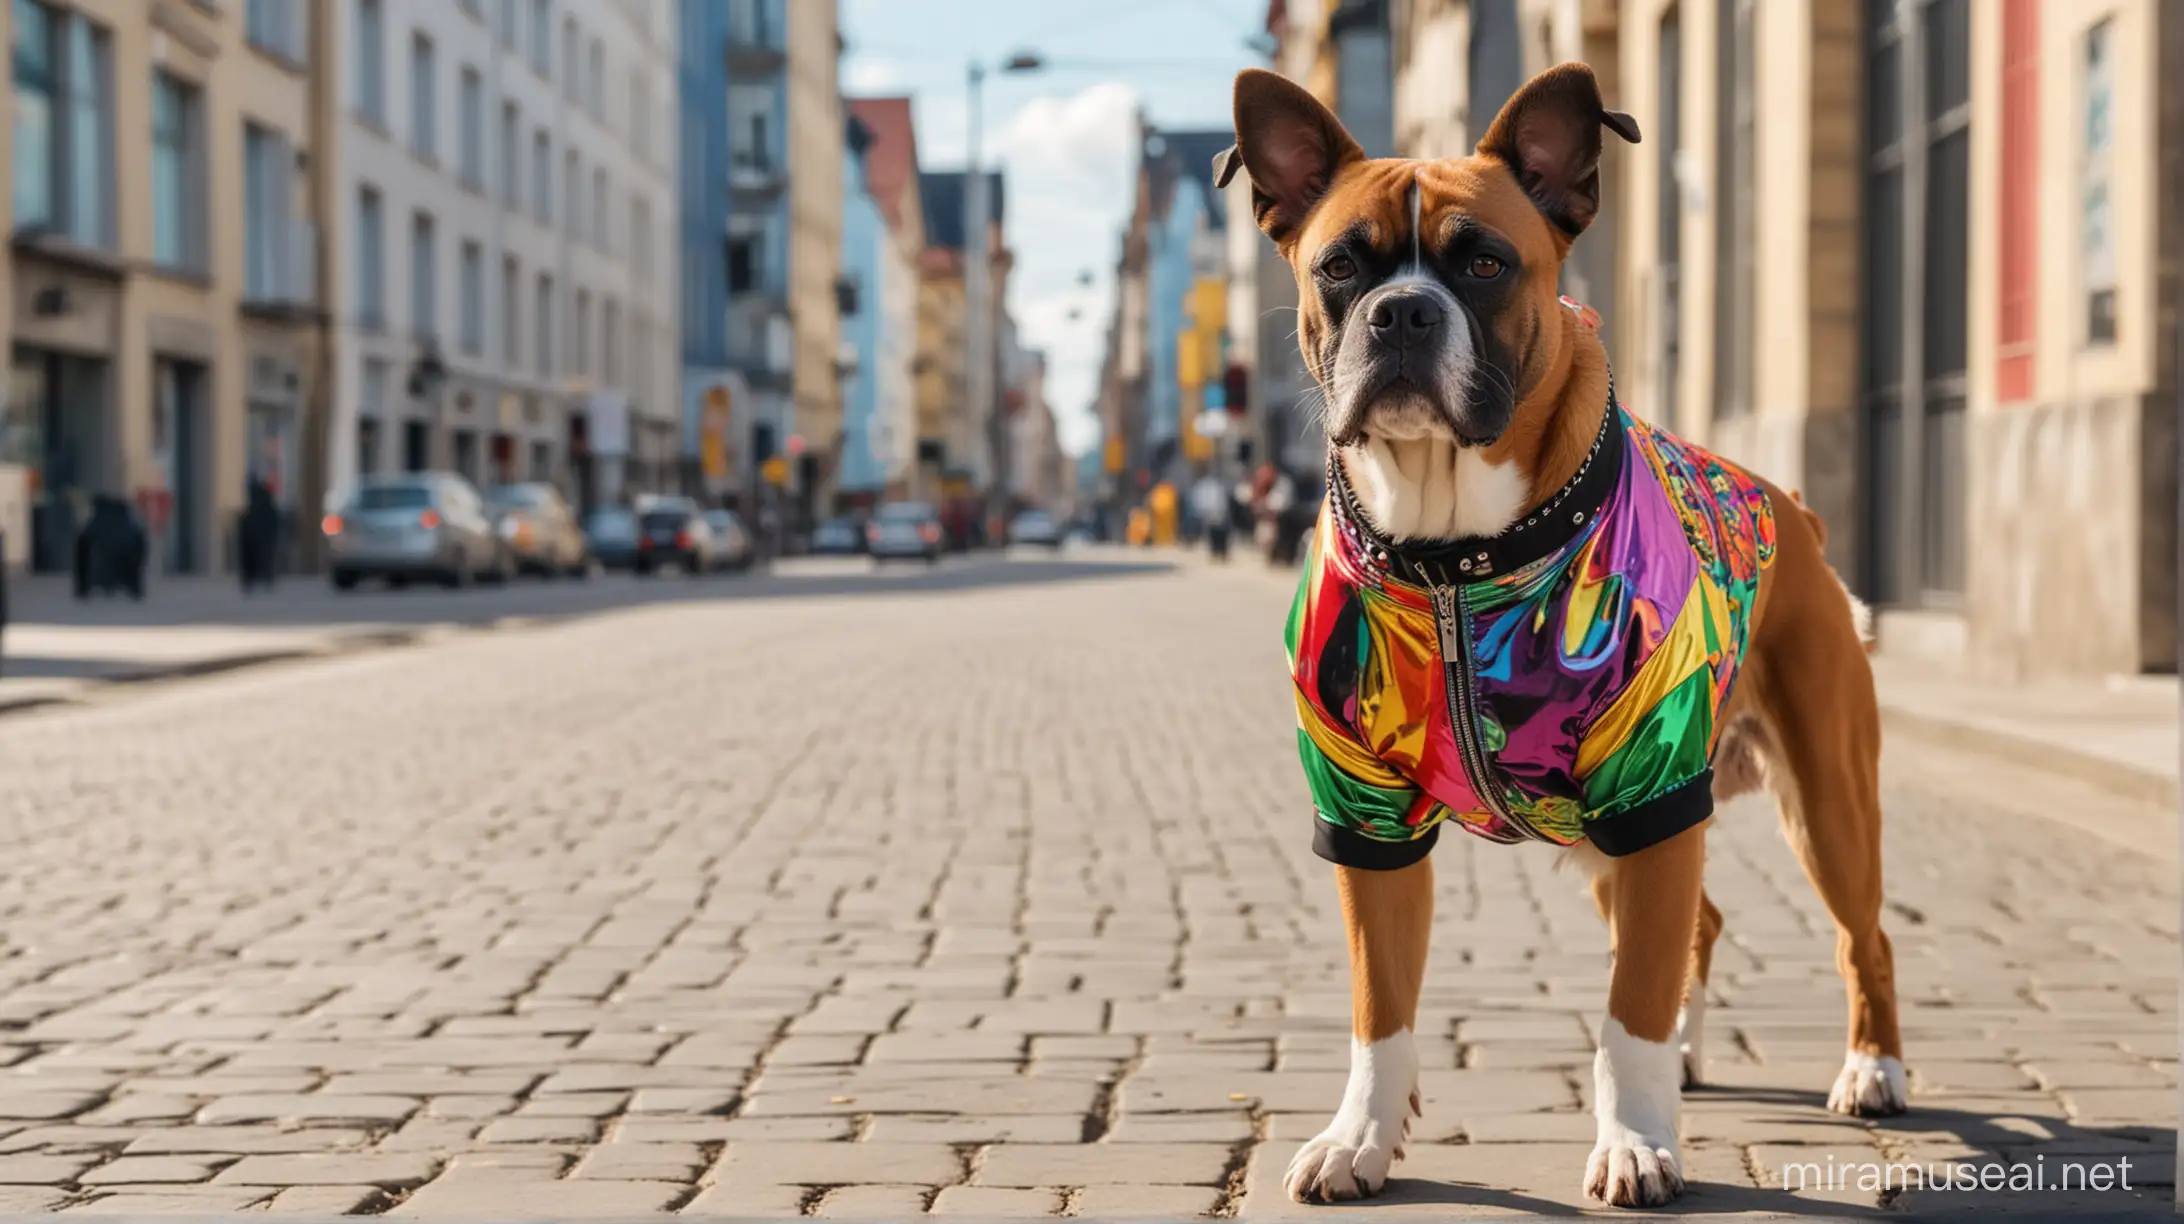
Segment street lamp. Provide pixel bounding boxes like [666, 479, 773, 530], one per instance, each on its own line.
[965, 50, 1044, 533]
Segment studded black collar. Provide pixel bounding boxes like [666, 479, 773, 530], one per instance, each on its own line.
[1326, 388, 1627, 588]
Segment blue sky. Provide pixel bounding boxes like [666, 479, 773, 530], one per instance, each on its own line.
[840, 0, 1270, 455]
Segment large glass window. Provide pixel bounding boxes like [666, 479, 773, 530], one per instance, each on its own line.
[529, 0, 550, 72]
[502, 255, 521, 366]
[564, 149, 581, 239]
[150, 71, 201, 270]
[458, 66, 482, 186]
[499, 101, 520, 208]
[355, 0, 384, 124]
[532, 128, 551, 221]
[591, 167, 608, 249]
[409, 32, 435, 159]
[243, 123, 290, 300]
[245, 0, 306, 64]
[2081, 18, 2116, 346]
[356, 185, 385, 328]
[410, 212, 437, 339]
[573, 289, 591, 376]
[602, 297, 620, 387]
[535, 273, 554, 377]
[12, 3, 112, 247]
[459, 240, 483, 355]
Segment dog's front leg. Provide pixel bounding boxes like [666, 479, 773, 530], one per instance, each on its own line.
[1284, 858, 1431, 1203]
[1586, 831, 1703, 1208]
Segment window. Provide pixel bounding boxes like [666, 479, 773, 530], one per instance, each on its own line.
[12, 1, 113, 248]
[499, 101, 520, 207]
[561, 16, 578, 100]
[457, 0, 481, 17]
[409, 33, 435, 159]
[243, 123, 292, 300]
[354, 0, 384, 124]
[1996, 0, 2037, 400]
[2082, 18, 2116, 345]
[535, 273, 555, 377]
[529, 0, 550, 72]
[629, 71, 647, 160]
[498, 0, 517, 49]
[459, 240, 483, 355]
[532, 127, 550, 221]
[726, 236, 756, 293]
[586, 38, 603, 118]
[502, 255, 521, 366]
[151, 71, 202, 270]
[632, 197, 652, 280]
[1712, 0, 1754, 421]
[457, 66, 482, 186]
[356, 186, 384, 327]
[245, 0, 306, 65]
[564, 149, 581, 238]
[602, 296, 620, 386]
[591, 167, 608, 248]
[574, 289, 591, 376]
[410, 211, 437, 339]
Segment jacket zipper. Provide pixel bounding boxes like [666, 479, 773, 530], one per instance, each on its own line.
[1427, 580, 1537, 842]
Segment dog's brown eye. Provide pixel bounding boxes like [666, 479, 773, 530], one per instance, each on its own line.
[1469, 255, 1504, 279]
[1323, 254, 1357, 282]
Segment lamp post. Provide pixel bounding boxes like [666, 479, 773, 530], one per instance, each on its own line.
[965, 51, 1044, 542]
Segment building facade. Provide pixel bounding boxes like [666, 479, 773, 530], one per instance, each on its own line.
[914, 170, 1006, 503]
[844, 96, 923, 500]
[2, 0, 327, 575]
[324, 0, 679, 518]
[785, 0, 843, 516]
[836, 111, 887, 502]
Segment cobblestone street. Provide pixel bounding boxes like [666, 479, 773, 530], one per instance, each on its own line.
[0, 554, 2171, 1217]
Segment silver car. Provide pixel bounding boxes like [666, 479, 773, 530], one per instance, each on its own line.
[487, 482, 591, 578]
[325, 474, 510, 590]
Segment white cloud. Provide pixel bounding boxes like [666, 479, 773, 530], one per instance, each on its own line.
[842, 58, 904, 95]
[989, 83, 1142, 456]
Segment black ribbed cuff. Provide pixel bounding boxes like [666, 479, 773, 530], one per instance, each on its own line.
[1313, 818, 1440, 870]
[1585, 770, 1716, 857]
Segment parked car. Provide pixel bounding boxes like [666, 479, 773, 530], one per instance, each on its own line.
[867, 501, 944, 564]
[584, 506, 642, 571]
[1007, 509, 1063, 549]
[702, 510, 755, 572]
[487, 483, 590, 578]
[811, 516, 864, 556]
[325, 473, 510, 590]
[634, 498, 720, 576]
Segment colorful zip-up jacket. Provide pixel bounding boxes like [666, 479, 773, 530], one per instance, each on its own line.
[1285, 395, 1776, 870]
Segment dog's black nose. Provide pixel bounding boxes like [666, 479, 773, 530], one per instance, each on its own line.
[1367, 291, 1444, 347]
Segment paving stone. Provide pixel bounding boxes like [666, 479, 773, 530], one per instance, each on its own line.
[63, 1189, 270, 1214]
[196, 1094, 418, 1125]
[214, 1152, 439, 1188]
[0, 1153, 98, 1184]
[262, 1184, 389, 1214]
[1074, 1183, 1224, 1218]
[979, 1142, 1233, 1186]
[814, 1183, 934, 1218]
[860, 1115, 1087, 1144]
[678, 1183, 807, 1216]
[929, 1184, 1060, 1216]
[569, 1142, 705, 1181]
[391, 1177, 684, 1216]
[1107, 1113, 1255, 1143]
[477, 1115, 600, 1144]
[77, 1155, 231, 1184]
[0, 1093, 102, 1121]
[709, 1140, 961, 1185]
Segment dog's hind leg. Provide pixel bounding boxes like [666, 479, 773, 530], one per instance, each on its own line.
[1285, 859, 1432, 1202]
[1744, 483, 1906, 1116]
[1679, 888, 1722, 1088]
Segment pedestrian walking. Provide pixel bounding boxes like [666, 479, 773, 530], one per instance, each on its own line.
[1192, 474, 1230, 562]
[239, 479, 280, 593]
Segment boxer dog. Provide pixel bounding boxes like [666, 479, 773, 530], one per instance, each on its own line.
[1217, 63, 1904, 1207]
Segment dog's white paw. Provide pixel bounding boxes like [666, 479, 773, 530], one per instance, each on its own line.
[1827, 1050, 1907, 1116]
[1675, 994, 1706, 1089]
[1585, 1127, 1686, 1208]
[1588, 1018, 1686, 1208]
[1283, 1031, 1420, 1203]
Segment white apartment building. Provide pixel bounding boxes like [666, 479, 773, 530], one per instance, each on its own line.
[322, 0, 679, 513]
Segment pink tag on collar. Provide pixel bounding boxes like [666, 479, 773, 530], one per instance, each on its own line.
[1558, 295, 1602, 332]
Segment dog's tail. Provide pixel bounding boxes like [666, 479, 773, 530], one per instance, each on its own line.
[1789, 489, 1876, 654]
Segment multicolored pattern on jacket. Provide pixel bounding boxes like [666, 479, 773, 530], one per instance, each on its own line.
[1285, 410, 1776, 850]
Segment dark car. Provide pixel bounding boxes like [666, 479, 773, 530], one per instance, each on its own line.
[866, 501, 943, 564]
[811, 516, 863, 556]
[583, 506, 642, 571]
[634, 498, 720, 576]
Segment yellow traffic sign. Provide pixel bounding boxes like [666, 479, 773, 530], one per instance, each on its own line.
[762, 456, 789, 486]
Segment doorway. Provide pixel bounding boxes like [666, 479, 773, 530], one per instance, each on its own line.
[13, 345, 111, 573]
[403, 419, 430, 472]
[153, 357, 207, 573]
[1859, 0, 1969, 605]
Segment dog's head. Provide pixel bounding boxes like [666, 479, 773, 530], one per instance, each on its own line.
[1218, 63, 1638, 450]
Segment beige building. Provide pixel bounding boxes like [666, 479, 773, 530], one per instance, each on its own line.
[1, 0, 326, 575]
[785, 0, 843, 511]
[1611, 0, 2177, 680]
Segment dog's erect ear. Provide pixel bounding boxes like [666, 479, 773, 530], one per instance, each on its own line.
[1230, 69, 1366, 246]
[1476, 62, 1641, 237]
